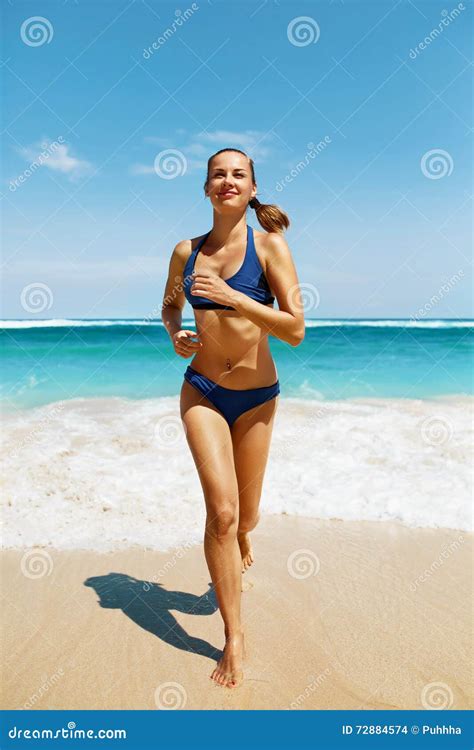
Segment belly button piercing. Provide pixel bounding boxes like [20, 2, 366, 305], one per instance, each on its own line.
[226, 358, 232, 370]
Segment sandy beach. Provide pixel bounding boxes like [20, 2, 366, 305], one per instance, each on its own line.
[1, 515, 471, 710]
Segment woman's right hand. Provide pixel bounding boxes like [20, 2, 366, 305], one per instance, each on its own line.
[172, 329, 202, 358]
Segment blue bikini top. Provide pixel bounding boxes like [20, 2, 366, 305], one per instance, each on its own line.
[183, 224, 275, 310]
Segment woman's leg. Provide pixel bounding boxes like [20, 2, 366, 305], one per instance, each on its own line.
[231, 396, 279, 571]
[180, 380, 244, 688]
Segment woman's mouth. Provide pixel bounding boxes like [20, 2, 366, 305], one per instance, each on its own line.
[219, 191, 238, 198]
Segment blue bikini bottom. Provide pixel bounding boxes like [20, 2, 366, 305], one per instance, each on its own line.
[183, 366, 280, 427]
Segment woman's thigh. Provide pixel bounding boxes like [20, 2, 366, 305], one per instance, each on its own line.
[180, 380, 239, 526]
[230, 396, 279, 526]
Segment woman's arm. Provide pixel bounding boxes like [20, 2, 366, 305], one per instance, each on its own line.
[191, 233, 306, 346]
[232, 294, 304, 346]
[161, 240, 188, 337]
[161, 241, 202, 357]
[233, 232, 305, 345]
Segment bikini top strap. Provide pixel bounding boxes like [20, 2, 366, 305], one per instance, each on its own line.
[247, 224, 253, 251]
[246, 224, 261, 268]
[194, 230, 211, 256]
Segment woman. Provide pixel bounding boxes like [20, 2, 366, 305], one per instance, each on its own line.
[161, 148, 305, 689]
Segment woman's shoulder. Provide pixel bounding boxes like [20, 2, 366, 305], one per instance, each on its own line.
[252, 229, 292, 280]
[253, 228, 290, 258]
[172, 233, 207, 263]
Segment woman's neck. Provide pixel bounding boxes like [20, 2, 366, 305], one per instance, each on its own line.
[209, 212, 247, 246]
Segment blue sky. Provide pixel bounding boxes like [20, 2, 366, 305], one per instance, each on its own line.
[2, 0, 472, 319]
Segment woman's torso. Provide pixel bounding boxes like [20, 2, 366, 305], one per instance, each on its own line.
[183, 226, 278, 388]
[190, 306, 277, 388]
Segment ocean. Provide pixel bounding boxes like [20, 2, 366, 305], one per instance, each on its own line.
[1, 318, 472, 409]
[1, 319, 472, 550]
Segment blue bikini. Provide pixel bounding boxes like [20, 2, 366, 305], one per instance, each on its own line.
[183, 224, 275, 310]
[182, 224, 280, 427]
[183, 366, 280, 427]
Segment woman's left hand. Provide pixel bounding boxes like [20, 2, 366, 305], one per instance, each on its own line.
[190, 272, 240, 307]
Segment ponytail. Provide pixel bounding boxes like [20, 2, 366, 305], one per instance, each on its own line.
[248, 197, 290, 233]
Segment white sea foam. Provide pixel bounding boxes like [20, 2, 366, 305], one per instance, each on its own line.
[303, 319, 474, 328]
[1, 395, 471, 551]
[0, 319, 153, 328]
[1, 318, 472, 329]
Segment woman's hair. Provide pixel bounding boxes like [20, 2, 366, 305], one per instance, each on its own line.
[204, 147, 290, 233]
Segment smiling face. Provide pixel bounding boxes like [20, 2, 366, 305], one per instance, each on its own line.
[204, 150, 257, 213]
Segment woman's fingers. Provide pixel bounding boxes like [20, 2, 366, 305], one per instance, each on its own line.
[174, 330, 201, 357]
[182, 335, 200, 349]
[177, 344, 193, 358]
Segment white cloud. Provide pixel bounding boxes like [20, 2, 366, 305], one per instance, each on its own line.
[143, 135, 174, 147]
[193, 130, 274, 162]
[185, 142, 208, 156]
[16, 138, 93, 182]
[130, 164, 156, 175]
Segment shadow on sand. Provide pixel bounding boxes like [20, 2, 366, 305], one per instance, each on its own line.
[84, 573, 222, 662]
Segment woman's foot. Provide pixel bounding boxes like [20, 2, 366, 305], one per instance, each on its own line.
[237, 531, 254, 572]
[210, 629, 245, 688]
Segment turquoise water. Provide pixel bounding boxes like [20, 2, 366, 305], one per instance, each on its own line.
[1, 319, 472, 411]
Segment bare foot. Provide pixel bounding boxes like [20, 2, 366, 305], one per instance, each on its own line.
[237, 531, 254, 573]
[210, 630, 245, 688]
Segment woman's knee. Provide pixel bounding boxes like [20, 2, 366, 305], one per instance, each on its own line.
[237, 509, 261, 534]
[237, 485, 262, 533]
[205, 502, 239, 541]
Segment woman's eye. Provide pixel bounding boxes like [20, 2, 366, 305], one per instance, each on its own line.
[212, 173, 245, 179]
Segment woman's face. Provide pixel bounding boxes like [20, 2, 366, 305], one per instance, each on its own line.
[205, 152, 257, 213]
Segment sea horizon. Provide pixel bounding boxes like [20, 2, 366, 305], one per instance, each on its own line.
[1, 316, 473, 326]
